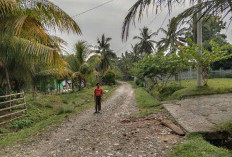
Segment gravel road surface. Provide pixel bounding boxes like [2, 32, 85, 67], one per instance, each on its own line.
[1, 82, 182, 157]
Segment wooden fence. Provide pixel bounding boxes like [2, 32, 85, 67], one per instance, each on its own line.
[0, 92, 27, 125]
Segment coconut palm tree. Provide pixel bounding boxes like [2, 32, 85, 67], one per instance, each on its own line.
[0, 0, 81, 93]
[133, 27, 157, 55]
[122, 0, 232, 40]
[130, 44, 141, 62]
[96, 34, 116, 75]
[156, 17, 190, 54]
[96, 34, 111, 53]
[65, 41, 92, 91]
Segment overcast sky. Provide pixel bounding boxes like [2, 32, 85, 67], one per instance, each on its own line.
[50, 0, 232, 56]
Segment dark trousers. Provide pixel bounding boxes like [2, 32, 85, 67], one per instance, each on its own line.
[95, 96, 101, 112]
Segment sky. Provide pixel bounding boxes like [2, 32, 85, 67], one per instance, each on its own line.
[50, 0, 232, 56]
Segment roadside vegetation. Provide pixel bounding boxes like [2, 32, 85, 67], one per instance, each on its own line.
[170, 133, 232, 157]
[0, 85, 118, 148]
[131, 78, 232, 156]
[129, 82, 162, 117]
[144, 78, 232, 101]
[166, 78, 232, 100]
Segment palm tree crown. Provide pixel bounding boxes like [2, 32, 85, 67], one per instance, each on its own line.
[122, 0, 232, 40]
[96, 34, 116, 73]
[133, 26, 157, 54]
[156, 17, 190, 54]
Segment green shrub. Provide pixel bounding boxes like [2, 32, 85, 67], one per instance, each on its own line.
[103, 70, 116, 85]
[88, 73, 97, 87]
[159, 83, 183, 99]
[80, 63, 92, 75]
[9, 117, 33, 130]
[135, 79, 143, 87]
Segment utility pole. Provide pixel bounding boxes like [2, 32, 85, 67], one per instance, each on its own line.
[197, 0, 203, 87]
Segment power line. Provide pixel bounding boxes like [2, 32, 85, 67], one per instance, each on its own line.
[159, 13, 169, 28]
[148, 10, 163, 26]
[72, 0, 114, 18]
[115, 38, 134, 53]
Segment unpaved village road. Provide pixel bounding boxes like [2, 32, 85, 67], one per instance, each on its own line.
[1, 82, 182, 157]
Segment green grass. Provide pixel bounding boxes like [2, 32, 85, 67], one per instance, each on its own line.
[170, 133, 232, 157]
[0, 85, 118, 148]
[215, 121, 232, 134]
[161, 78, 232, 100]
[129, 81, 162, 117]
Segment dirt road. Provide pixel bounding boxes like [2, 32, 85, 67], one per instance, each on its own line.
[1, 82, 181, 157]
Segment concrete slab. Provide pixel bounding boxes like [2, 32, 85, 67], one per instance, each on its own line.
[164, 93, 232, 133]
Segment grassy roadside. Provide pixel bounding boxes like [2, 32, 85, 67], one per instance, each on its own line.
[166, 79, 232, 156]
[129, 81, 162, 117]
[0, 85, 118, 148]
[170, 133, 232, 157]
[143, 78, 232, 101]
[163, 78, 232, 100]
[130, 80, 232, 156]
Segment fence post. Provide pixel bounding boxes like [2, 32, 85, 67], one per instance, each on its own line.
[23, 92, 27, 115]
[9, 94, 12, 120]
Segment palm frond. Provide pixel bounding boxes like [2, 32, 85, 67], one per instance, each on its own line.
[16, 0, 81, 34]
[122, 0, 183, 40]
[0, 34, 63, 66]
[37, 66, 72, 78]
[122, 0, 232, 40]
[0, 0, 17, 18]
[0, 15, 49, 42]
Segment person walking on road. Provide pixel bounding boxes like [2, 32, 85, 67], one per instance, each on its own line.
[94, 83, 103, 113]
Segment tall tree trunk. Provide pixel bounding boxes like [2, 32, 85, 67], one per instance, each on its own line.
[4, 66, 11, 95]
[197, 0, 203, 87]
[193, 15, 197, 43]
[4, 66, 12, 119]
[175, 74, 179, 82]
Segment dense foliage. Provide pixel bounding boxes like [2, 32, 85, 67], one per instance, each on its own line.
[133, 53, 189, 91]
[0, 0, 80, 95]
[182, 39, 232, 85]
[103, 70, 116, 85]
